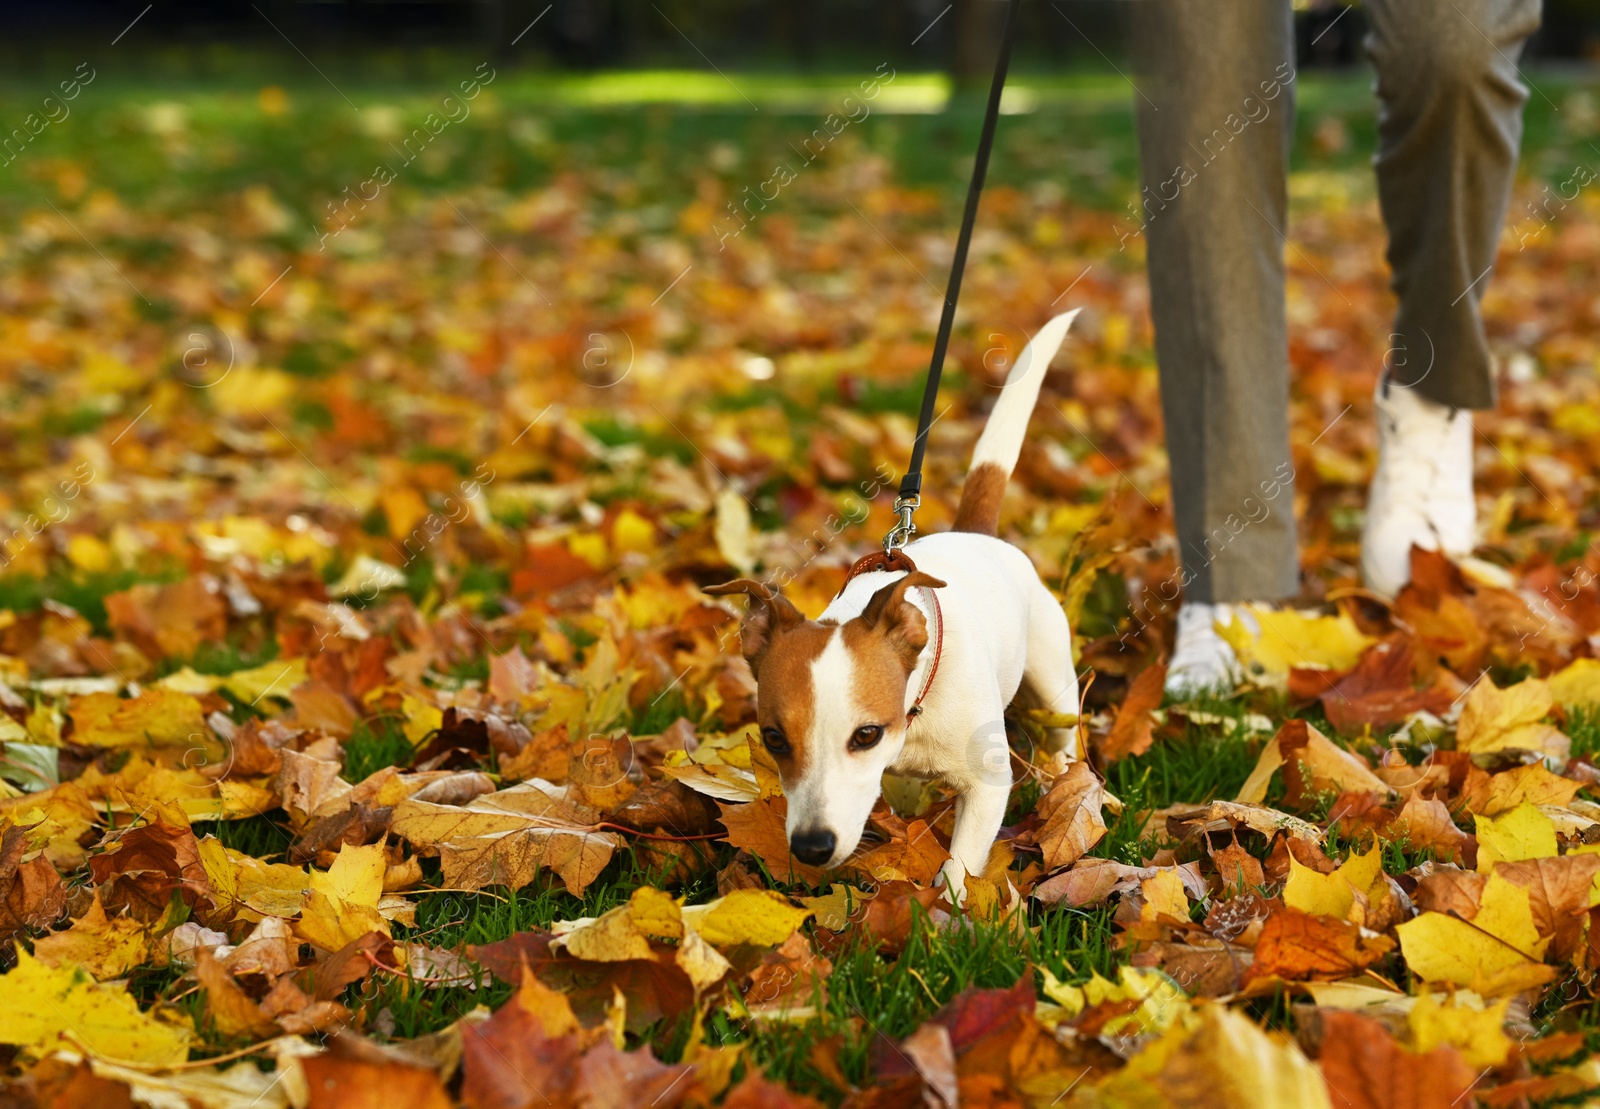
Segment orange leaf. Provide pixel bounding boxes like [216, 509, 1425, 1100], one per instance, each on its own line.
[1099, 661, 1165, 763]
[1246, 906, 1394, 982]
[1317, 1010, 1477, 1109]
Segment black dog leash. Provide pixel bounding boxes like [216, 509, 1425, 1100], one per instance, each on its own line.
[884, 0, 1024, 553]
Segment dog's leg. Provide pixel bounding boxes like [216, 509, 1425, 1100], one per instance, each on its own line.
[942, 777, 1011, 904]
[1024, 582, 1082, 759]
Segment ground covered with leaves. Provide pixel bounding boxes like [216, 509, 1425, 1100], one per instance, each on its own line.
[1, 65, 1600, 1107]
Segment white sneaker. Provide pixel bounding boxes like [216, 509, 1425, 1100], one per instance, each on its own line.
[1360, 376, 1476, 598]
[1165, 602, 1248, 699]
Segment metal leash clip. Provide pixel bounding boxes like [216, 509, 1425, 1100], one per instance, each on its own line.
[882, 494, 920, 551]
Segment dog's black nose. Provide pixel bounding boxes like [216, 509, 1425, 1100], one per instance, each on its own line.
[789, 828, 837, 865]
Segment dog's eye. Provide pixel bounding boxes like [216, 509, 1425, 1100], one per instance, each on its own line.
[761, 727, 789, 755]
[850, 724, 884, 751]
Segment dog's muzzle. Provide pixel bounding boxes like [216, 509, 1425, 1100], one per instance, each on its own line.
[789, 828, 836, 866]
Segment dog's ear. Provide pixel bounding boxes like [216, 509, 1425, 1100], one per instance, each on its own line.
[858, 571, 946, 671]
[705, 579, 804, 674]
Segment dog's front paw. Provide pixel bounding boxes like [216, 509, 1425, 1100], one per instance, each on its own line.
[937, 859, 968, 907]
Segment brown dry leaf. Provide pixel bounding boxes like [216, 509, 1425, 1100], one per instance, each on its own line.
[1099, 661, 1165, 763]
[18, 1058, 137, 1109]
[1317, 1009, 1478, 1109]
[1382, 795, 1472, 864]
[1310, 634, 1460, 734]
[1393, 588, 1488, 674]
[720, 1072, 829, 1109]
[1033, 859, 1207, 908]
[499, 721, 574, 784]
[1031, 761, 1108, 871]
[1211, 841, 1266, 896]
[302, 931, 392, 1002]
[276, 746, 354, 819]
[820, 881, 949, 956]
[459, 978, 586, 1109]
[88, 820, 212, 924]
[1168, 800, 1326, 847]
[468, 930, 695, 1034]
[573, 1038, 695, 1109]
[1235, 719, 1387, 809]
[872, 976, 1036, 1085]
[1494, 853, 1600, 959]
[391, 783, 618, 896]
[1412, 866, 1486, 917]
[745, 931, 831, 1016]
[194, 948, 279, 1039]
[608, 778, 721, 837]
[1132, 940, 1250, 998]
[566, 733, 638, 811]
[0, 825, 68, 937]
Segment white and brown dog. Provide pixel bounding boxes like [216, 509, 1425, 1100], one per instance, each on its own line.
[708, 310, 1082, 897]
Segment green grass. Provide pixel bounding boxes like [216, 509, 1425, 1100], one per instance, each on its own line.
[1103, 691, 1268, 812]
[0, 67, 1591, 247]
[344, 717, 416, 782]
[0, 566, 184, 635]
[360, 844, 1119, 1106]
[1568, 705, 1600, 761]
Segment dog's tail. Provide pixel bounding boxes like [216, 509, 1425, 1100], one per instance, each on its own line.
[951, 308, 1080, 535]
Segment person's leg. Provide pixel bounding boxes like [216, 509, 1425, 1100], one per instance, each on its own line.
[1360, 0, 1541, 595]
[1129, 0, 1298, 690]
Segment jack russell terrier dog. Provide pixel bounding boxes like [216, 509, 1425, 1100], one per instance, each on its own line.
[707, 310, 1082, 898]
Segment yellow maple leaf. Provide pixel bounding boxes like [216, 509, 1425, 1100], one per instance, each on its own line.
[746, 734, 783, 799]
[68, 688, 208, 748]
[1473, 872, 1550, 959]
[297, 890, 387, 952]
[1397, 873, 1553, 996]
[611, 507, 656, 555]
[220, 658, 307, 704]
[1217, 606, 1375, 677]
[627, 886, 685, 941]
[297, 842, 392, 951]
[1547, 657, 1600, 708]
[399, 691, 444, 746]
[1476, 803, 1559, 871]
[1456, 678, 1569, 758]
[1039, 966, 1191, 1037]
[310, 842, 386, 909]
[201, 842, 309, 922]
[680, 889, 812, 948]
[1282, 845, 1383, 922]
[31, 892, 150, 980]
[562, 890, 678, 963]
[0, 950, 191, 1065]
[1408, 992, 1511, 1069]
[1466, 763, 1583, 817]
[1088, 1002, 1325, 1107]
[1140, 869, 1191, 923]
